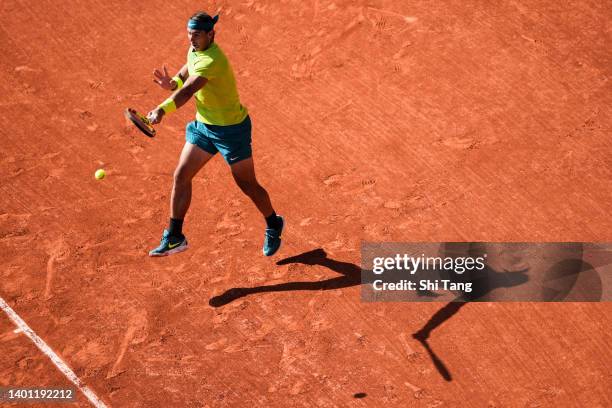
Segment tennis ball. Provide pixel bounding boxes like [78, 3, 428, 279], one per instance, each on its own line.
[95, 169, 105, 180]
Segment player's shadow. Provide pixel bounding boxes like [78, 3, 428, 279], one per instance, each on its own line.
[209, 248, 361, 307]
[209, 247, 582, 383]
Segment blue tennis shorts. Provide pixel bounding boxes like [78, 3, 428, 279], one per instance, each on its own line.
[185, 115, 252, 165]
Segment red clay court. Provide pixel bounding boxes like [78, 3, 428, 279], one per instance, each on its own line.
[1, 0, 611, 406]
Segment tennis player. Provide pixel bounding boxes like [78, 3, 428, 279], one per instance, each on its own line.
[146, 12, 284, 257]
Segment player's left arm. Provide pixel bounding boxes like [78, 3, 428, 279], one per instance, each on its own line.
[147, 75, 208, 124]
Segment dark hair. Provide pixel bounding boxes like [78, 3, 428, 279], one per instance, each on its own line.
[188, 12, 218, 33]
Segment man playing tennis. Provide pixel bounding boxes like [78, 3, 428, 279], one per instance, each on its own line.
[146, 12, 284, 257]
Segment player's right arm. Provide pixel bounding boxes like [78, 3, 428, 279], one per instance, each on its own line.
[152, 63, 189, 91]
[146, 75, 208, 124]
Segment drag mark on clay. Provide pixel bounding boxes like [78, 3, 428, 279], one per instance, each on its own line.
[44, 254, 58, 300]
[392, 41, 413, 60]
[321, 101, 353, 122]
[107, 326, 137, 378]
[44, 239, 70, 300]
[107, 312, 148, 379]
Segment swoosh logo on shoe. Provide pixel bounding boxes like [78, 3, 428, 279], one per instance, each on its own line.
[168, 242, 181, 249]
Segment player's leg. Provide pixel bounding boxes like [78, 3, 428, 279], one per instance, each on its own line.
[230, 157, 273, 215]
[171, 142, 214, 220]
[150, 121, 217, 257]
[230, 157, 284, 256]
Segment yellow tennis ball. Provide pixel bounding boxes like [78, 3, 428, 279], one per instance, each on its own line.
[95, 169, 105, 180]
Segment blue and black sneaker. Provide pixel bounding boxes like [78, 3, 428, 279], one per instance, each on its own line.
[149, 229, 189, 257]
[263, 215, 284, 256]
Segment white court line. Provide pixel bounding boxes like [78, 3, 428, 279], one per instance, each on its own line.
[0, 296, 108, 408]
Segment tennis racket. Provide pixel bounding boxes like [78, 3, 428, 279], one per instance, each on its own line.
[124, 108, 156, 137]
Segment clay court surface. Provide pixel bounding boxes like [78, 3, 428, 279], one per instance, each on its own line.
[1, 0, 611, 406]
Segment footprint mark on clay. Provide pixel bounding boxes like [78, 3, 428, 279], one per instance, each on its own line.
[291, 53, 318, 79]
[375, 16, 387, 30]
[74, 109, 93, 120]
[239, 32, 249, 46]
[216, 213, 245, 236]
[323, 174, 343, 186]
[362, 179, 376, 188]
[88, 80, 103, 89]
[237, 25, 250, 46]
[0, 213, 31, 239]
